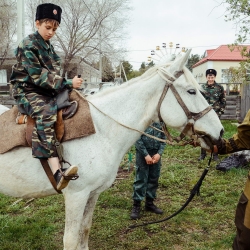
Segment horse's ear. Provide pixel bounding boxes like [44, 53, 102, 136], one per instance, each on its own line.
[168, 49, 192, 77]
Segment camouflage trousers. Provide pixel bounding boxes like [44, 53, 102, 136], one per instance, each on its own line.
[16, 92, 58, 159]
[132, 150, 161, 201]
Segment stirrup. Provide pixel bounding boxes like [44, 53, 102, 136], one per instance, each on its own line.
[56, 165, 79, 190]
[58, 167, 79, 180]
[62, 174, 79, 180]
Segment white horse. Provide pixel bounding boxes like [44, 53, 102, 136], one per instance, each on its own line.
[0, 50, 223, 250]
[0, 104, 9, 114]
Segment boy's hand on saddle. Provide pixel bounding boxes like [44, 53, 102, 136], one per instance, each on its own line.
[72, 76, 83, 89]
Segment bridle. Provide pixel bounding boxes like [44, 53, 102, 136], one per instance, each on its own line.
[156, 68, 212, 145]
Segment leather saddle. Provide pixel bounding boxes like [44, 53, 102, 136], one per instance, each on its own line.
[15, 89, 78, 145]
[0, 89, 97, 194]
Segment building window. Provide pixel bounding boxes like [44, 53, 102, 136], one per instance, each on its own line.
[0, 70, 7, 84]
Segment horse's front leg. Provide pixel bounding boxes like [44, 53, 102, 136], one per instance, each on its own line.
[63, 191, 99, 250]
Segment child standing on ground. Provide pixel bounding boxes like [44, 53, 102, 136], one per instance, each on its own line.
[130, 122, 166, 219]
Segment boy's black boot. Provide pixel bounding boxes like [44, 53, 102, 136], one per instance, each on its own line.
[130, 200, 141, 220]
[145, 198, 163, 214]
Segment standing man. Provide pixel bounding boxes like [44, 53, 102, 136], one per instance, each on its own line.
[214, 109, 250, 250]
[130, 122, 166, 220]
[198, 69, 226, 161]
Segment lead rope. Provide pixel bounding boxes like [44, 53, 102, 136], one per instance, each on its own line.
[149, 124, 199, 147]
[128, 151, 213, 229]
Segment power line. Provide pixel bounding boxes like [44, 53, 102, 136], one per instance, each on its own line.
[123, 43, 250, 53]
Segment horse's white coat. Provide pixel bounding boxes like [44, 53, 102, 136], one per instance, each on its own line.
[0, 51, 223, 250]
[0, 104, 9, 114]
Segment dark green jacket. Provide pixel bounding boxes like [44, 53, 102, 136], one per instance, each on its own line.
[219, 109, 250, 154]
[201, 82, 226, 115]
[10, 31, 72, 98]
[135, 122, 166, 157]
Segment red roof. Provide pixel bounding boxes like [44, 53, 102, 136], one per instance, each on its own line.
[206, 49, 215, 57]
[192, 45, 250, 68]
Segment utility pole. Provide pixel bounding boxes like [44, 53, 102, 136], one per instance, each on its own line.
[121, 62, 127, 82]
[99, 29, 102, 83]
[119, 61, 122, 77]
[17, 0, 25, 45]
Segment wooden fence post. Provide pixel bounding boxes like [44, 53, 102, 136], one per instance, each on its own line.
[236, 95, 241, 122]
[240, 83, 250, 122]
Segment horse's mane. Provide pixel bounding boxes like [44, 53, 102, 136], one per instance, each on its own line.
[120, 58, 201, 90]
[90, 56, 201, 98]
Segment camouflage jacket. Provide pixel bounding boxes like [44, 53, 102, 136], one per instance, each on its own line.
[218, 109, 250, 154]
[10, 31, 72, 98]
[135, 122, 166, 157]
[201, 82, 226, 115]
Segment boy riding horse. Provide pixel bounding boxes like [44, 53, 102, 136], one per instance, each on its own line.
[10, 3, 83, 190]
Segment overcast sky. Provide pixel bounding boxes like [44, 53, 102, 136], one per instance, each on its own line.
[125, 0, 237, 70]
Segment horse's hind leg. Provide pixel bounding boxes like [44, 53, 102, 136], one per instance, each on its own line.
[63, 191, 99, 250]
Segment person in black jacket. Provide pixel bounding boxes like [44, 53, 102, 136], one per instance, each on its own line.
[214, 109, 250, 250]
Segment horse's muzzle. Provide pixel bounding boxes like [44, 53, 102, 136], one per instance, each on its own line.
[196, 128, 224, 150]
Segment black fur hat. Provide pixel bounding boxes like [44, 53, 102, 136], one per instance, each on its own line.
[206, 69, 217, 76]
[35, 3, 62, 24]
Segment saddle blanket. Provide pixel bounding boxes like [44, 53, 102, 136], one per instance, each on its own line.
[0, 90, 96, 154]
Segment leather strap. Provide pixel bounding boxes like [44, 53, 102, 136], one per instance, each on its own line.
[169, 84, 192, 119]
[40, 159, 62, 194]
[26, 116, 36, 147]
[54, 109, 64, 142]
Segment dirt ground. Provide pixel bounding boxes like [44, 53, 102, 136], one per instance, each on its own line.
[116, 166, 134, 180]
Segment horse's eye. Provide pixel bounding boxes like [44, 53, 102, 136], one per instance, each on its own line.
[187, 89, 196, 95]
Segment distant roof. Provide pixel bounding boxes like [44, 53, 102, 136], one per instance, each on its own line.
[192, 45, 250, 68]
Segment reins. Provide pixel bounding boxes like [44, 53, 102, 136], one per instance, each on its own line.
[128, 152, 213, 229]
[84, 67, 212, 146]
[85, 97, 167, 143]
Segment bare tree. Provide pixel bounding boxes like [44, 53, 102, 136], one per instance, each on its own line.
[0, 0, 17, 69]
[25, 0, 46, 32]
[222, 1, 250, 56]
[223, 63, 249, 92]
[100, 56, 114, 82]
[223, 0, 250, 44]
[25, 0, 131, 77]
